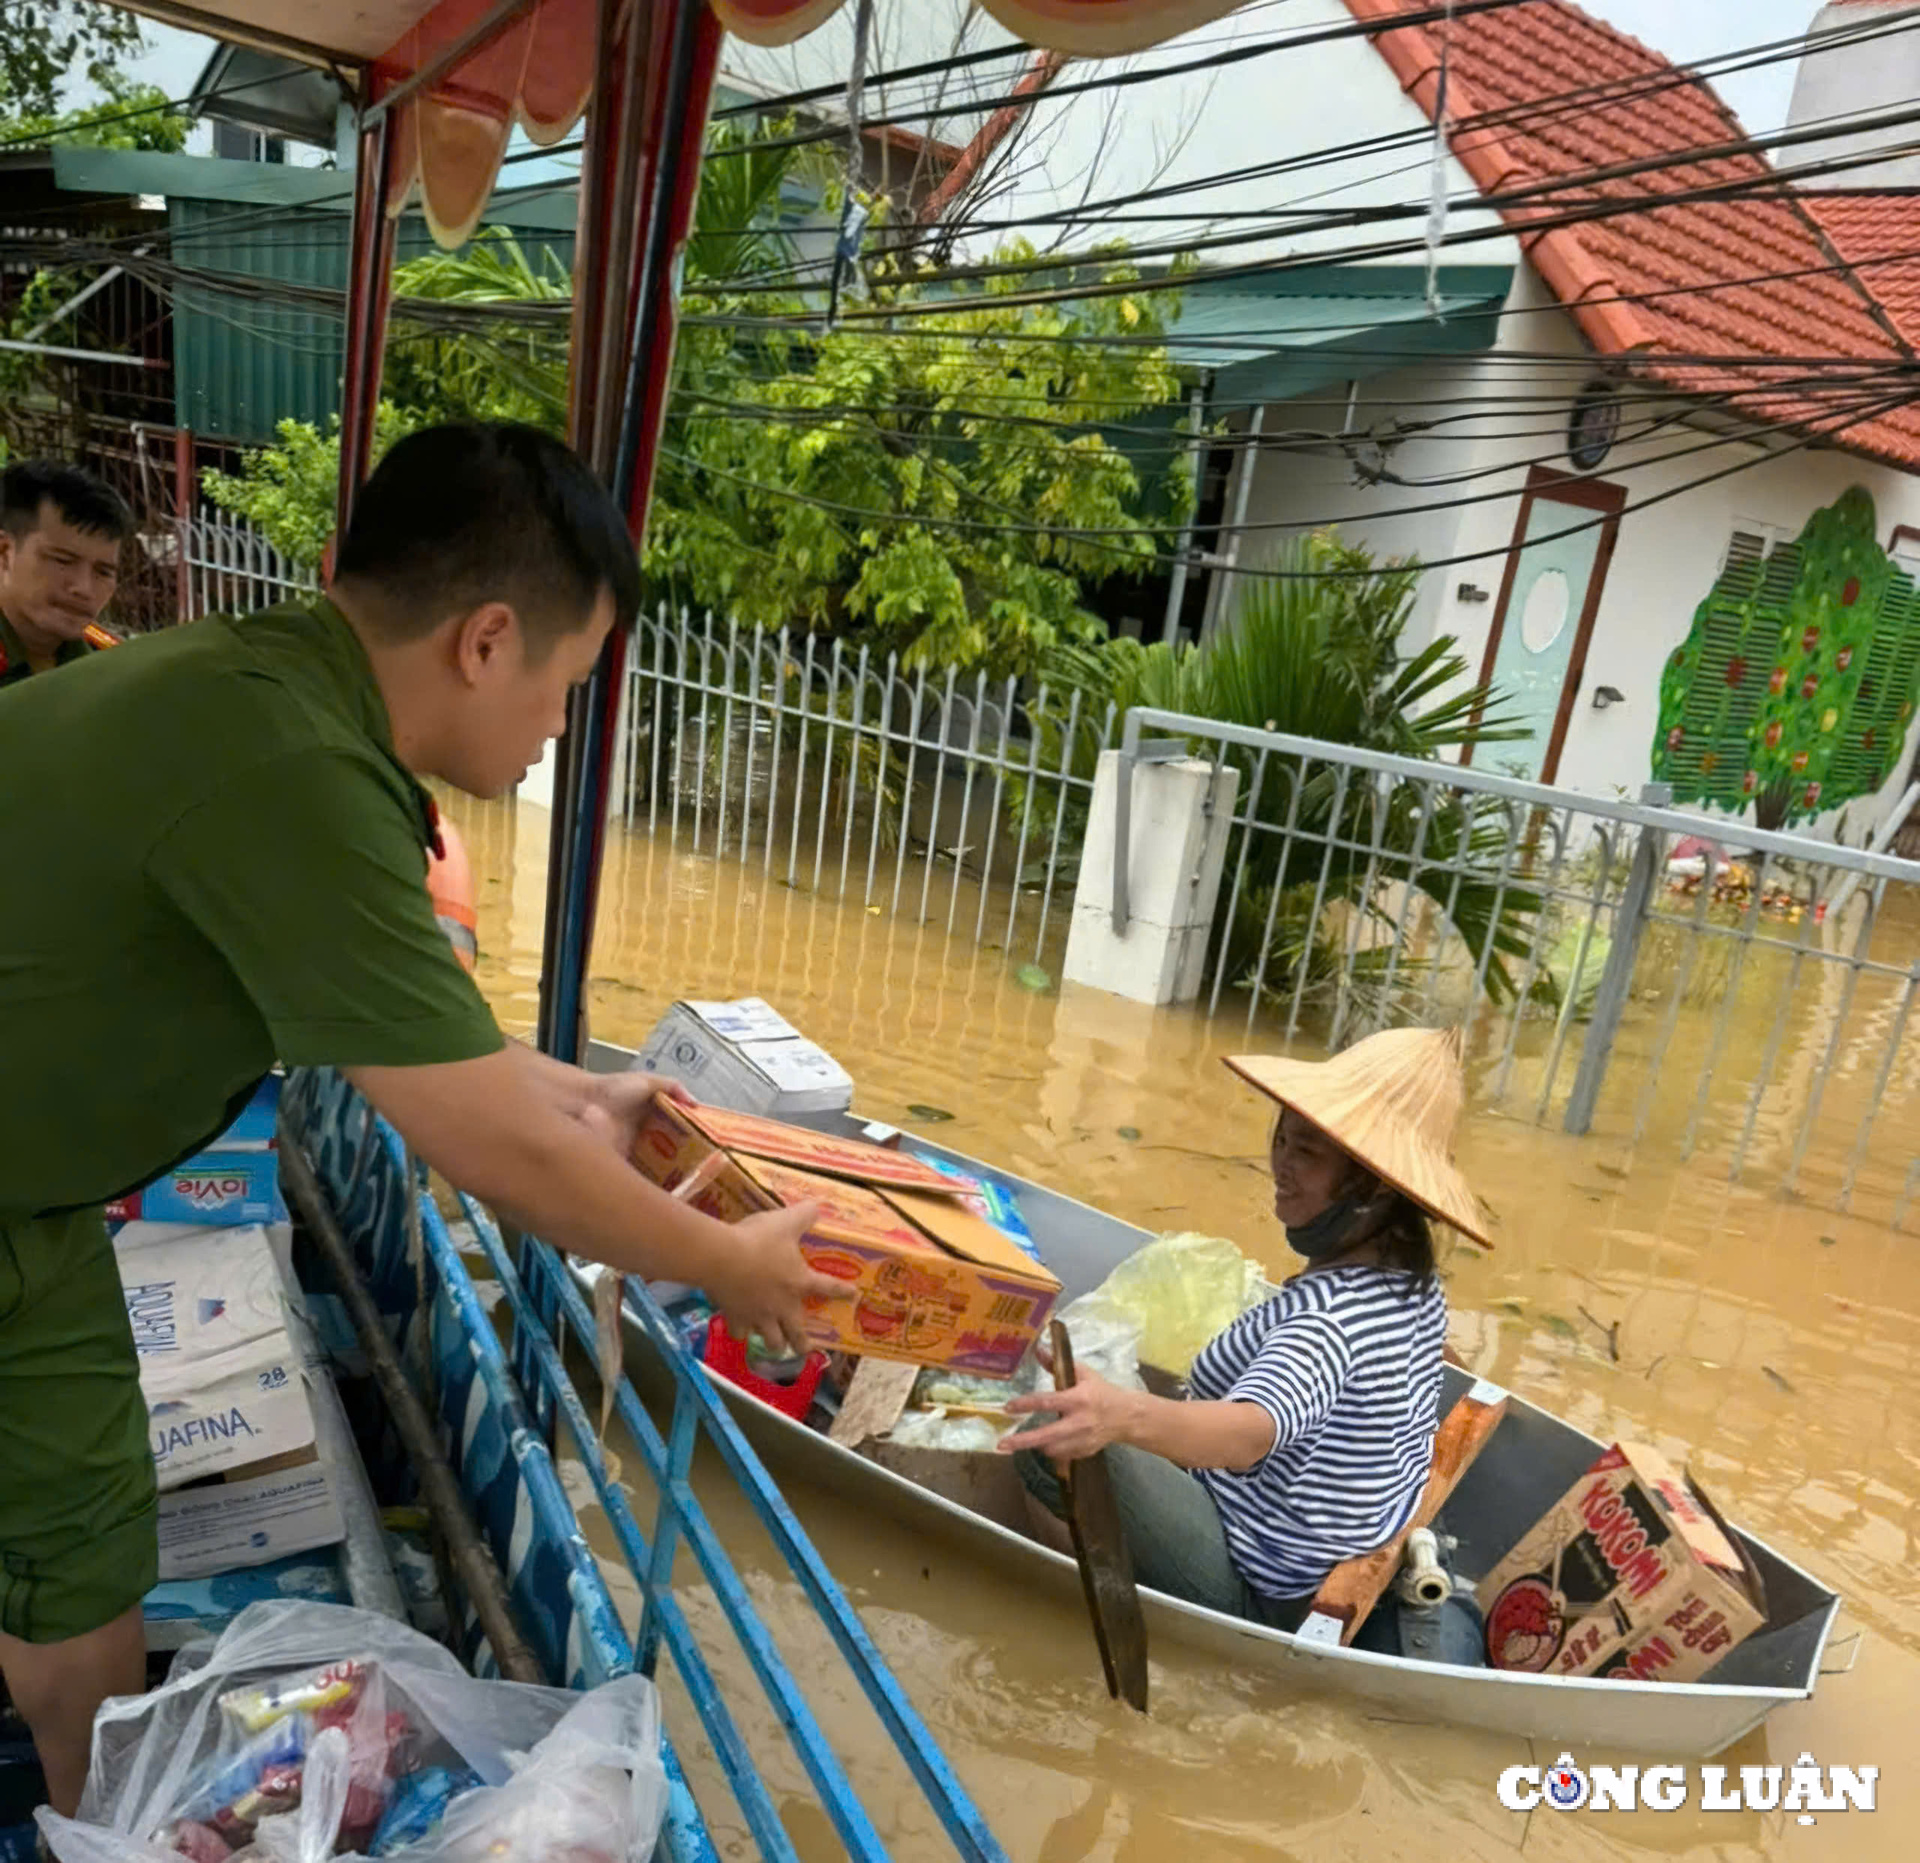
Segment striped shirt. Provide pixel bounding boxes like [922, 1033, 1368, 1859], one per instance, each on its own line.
[1187, 1263, 1447, 1600]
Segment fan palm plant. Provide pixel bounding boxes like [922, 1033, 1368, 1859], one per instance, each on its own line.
[1027, 530, 1540, 1015]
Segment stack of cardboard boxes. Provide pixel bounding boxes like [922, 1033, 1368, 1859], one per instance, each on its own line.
[109, 1078, 345, 1582]
[629, 1094, 1061, 1379]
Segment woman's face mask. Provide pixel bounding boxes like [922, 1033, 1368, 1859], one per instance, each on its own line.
[1285, 1192, 1370, 1261]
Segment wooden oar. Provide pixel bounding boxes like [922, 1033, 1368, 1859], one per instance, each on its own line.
[1049, 1319, 1150, 1712]
[1304, 1381, 1509, 1644]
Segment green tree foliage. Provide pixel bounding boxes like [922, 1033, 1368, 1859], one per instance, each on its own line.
[201, 126, 1190, 676]
[0, 72, 189, 152]
[656, 241, 1187, 676]
[199, 406, 426, 564]
[1652, 487, 1920, 830]
[1031, 531, 1536, 1010]
[0, 4, 144, 122]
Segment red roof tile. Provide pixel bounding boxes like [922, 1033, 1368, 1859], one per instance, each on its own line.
[1804, 192, 1920, 346]
[1342, 0, 1920, 468]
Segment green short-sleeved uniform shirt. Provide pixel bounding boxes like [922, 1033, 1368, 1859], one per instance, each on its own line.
[0, 596, 504, 1218]
[0, 597, 502, 1640]
[0, 605, 99, 687]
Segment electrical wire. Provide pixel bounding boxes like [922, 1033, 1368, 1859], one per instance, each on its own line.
[48, 2, 1919, 304]
[657, 389, 1914, 545]
[683, 116, 1920, 309]
[700, 0, 1918, 161]
[651, 383, 1919, 580]
[58, 0, 1881, 264]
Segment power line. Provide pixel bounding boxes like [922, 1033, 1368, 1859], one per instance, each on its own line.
[927, 2, 1920, 237]
[655, 383, 1919, 569]
[660, 385, 1913, 545]
[688, 105, 1920, 306]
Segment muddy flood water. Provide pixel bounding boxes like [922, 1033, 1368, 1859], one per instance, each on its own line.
[445, 790, 1917, 1861]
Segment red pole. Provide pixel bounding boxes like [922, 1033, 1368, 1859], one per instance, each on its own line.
[174, 424, 194, 623]
[617, 4, 723, 537]
[536, 0, 723, 1059]
[336, 111, 398, 534]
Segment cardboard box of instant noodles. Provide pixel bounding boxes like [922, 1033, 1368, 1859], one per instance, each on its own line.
[630, 1095, 1059, 1377]
[1479, 1442, 1766, 1683]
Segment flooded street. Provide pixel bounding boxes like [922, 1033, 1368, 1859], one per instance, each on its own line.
[449, 790, 1917, 1860]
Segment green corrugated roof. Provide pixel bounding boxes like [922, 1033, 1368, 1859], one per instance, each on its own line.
[1166, 264, 1512, 402]
[46, 147, 574, 443]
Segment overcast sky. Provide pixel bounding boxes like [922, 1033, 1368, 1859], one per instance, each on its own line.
[122, 0, 1831, 152]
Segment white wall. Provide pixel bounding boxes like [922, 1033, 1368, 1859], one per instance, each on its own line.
[721, 0, 1519, 272]
[983, 0, 1517, 268]
[1230, 266, 1920, 842]
[1787, 2, 1920, 190]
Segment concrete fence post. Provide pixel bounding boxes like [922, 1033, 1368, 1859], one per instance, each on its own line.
[1063, 746, 1241, 1006]
[1563, 783, 1672, 1136]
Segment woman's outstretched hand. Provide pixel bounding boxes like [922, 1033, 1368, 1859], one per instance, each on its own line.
[1000, 1366, 1137, 1461]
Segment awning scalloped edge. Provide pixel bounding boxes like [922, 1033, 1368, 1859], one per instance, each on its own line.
[377, 0, 1258, 250]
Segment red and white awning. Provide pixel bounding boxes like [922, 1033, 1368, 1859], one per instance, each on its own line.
[118, 1, 1256, 246]
[378, 0, 1257, 245]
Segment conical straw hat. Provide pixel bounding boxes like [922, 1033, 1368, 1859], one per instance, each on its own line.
[1223, 1027, 1490, 1245]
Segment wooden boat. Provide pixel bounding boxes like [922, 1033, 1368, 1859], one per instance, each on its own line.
[580, 1043, 1845, 1759]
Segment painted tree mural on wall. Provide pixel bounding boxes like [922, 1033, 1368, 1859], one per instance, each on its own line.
[1652, 487, 1920, 831]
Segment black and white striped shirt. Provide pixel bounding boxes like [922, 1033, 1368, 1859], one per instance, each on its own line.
[1187, 1263, 1447, 1599]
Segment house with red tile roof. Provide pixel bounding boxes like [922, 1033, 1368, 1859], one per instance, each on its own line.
[745, 1, 1920, 835]
[1044, 0, 1920, 833]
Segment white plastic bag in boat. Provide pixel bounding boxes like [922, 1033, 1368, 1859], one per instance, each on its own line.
[1049, 1287, 1146, 1391]
[39, 1601, 667, 1863]
[886, 1409, 1008, 1453]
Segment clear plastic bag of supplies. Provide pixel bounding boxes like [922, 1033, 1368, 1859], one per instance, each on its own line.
[39, 1601, 667, 1863]
[1088, 1232, 1266, 1377]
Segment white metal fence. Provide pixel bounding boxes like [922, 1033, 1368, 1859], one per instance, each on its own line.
[619, 609, 1920, 1227]
[179, 514, 317, 620]
[615, 607, 1103, 967]
[178, 520, 1920, 1225]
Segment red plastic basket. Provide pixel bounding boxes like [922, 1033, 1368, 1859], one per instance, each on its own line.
[702, 1315, 828, 1420]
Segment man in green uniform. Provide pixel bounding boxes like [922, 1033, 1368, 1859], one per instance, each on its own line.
[0, 423, 832, 1815]
[0, 460, 132, 685]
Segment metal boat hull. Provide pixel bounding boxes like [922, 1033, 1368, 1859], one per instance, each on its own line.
[578, 1045, 1843, 1756]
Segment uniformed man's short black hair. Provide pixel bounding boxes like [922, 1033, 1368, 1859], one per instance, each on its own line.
[334, 423, 641, 650]
[1, 459, 133, 542]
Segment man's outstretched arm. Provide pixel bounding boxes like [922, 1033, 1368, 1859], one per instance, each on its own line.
[346, 1049, 836, 1354]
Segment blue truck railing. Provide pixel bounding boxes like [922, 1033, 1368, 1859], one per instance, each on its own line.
[281, 1065, 1007, 1863]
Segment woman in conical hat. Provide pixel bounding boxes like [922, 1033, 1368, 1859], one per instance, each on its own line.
[1004, 1026, 1488, 1630]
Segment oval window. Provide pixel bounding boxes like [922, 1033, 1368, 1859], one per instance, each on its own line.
[1520, 568, 1572, 654]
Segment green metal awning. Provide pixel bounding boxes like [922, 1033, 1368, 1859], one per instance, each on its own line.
[1166, 262, 1513, 403]
[43, 147, 576, 444]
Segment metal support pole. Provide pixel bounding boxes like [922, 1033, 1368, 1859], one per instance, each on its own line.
[280, 1131, 544, 1684]
[335, 110, 397, 535]
[1563, 782, 1672, 1136]
[1158, 383, 1208, 647]
[1199, 404, 1263, 644]
[174, 426, 195, 621]
[537, 0, 723, 1060]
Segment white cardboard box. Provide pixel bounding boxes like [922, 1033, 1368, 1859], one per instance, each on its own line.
[637, 997, 853, 1116]
[155, 1450, 345, 1581]
[115, 1221, 319, 1492]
